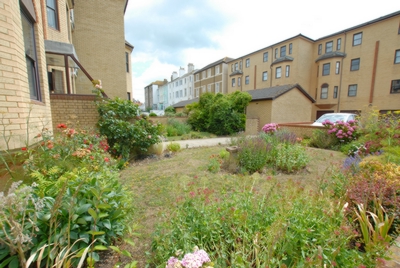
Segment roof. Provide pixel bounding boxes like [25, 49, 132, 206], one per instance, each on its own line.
[125, 40, 134, 49]
[194, 57, 234, 74]
[172, 98, 199, 108]
[247, 84, 315, 103]
[124, 0, 129, 13]
[316, 10, 400, 41]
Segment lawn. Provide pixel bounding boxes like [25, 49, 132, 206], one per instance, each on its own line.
[119, 145, 348, 267]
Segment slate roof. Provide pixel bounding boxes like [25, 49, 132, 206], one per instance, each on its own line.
[315, 51, 346, 62]
[172, 97, 199, 108]
[194, 57, 234, 74]
[247, 84, 315, 103]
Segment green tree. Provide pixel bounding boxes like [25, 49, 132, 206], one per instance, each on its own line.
[187, 92, 251, 135]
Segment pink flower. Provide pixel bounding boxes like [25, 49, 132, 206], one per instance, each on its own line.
[104, 157, 109, 162]
[148, 135, 152, 139]
[21, 147, 27, 151]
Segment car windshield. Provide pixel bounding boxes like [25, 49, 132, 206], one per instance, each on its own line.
[316, 114, 349, 123]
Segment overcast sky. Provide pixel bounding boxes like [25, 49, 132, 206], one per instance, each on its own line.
[124, 0, 400, 103]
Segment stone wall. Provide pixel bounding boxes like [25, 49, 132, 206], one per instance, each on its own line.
[279, 122, 320, 138]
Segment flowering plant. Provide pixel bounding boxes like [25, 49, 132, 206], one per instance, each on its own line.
[322, 119, 358, 143]
[166, 247, 213, 268]
[262, 123, 279, 134]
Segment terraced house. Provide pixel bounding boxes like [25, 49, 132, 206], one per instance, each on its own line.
[0, 0, 132, 150]
[173, 10, 400, 131]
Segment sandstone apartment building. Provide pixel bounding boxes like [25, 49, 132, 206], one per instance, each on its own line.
[0, 0, 132, 150]
[174, 10, 400, 127]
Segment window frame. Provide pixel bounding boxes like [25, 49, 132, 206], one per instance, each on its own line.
[215, 82, 220, 93]
[125, 52, 129, 72]
[335, 61, 340, 74]
[350, 58, 360, 71]
[348, 84, 357, 97]
[325, 41, 333, 53]
[280, 46, 286, 57]
[318, 44, 322, 55]
[263, 52, 268, 62]
[320, 84, 328, 99]
[275, 48, 278, 59]
[46, 0, 59, 29]
[215, 65, 220, 74]
[395, 50, 400, 64]
[262, 71, 268, 81]
[285, 65, 290, 77]
[21, 9, 41, 101]
[232, 78, 235, 87]
[333, 86, 338, 99]
[238, 77, 241, 87]
[353, 32, 362, 46]
[245, 75, 249, 85]
[289, 43, 292, 54]
[246, 58, 250, 68]
[276, 67, 282, 78]
[390, 79, 400, 94]
[322, 63, 330, 76]
[337, 38, 341, 50]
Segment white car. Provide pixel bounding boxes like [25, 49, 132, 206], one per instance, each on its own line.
[312, 113, 356, 126]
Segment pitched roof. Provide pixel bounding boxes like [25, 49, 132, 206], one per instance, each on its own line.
[194, 57, 234, 74]
[172, 98, 199, 108]
[247, 84, 315, 103]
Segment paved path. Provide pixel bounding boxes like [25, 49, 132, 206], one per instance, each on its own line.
[380, 237, 400, 267]
[162, 137, 231, 149]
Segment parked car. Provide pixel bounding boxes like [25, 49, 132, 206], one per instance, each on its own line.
[312, 113, 356, 126]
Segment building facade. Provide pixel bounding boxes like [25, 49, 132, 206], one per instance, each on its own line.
[0, 0, 132, 150]
[168, 63, 196, 107]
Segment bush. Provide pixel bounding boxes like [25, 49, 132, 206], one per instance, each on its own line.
[165, 118, 191, 137]
[275, 143, 309, 173]
[149, 112, 157, 117]
[237, 136, 268, 173]
[309, 129, 338, 149]
[167, 142, 181, 152]
[323, 119, 359, 144]
[164, 106, 176, 114]
[96, 97, 162, 159]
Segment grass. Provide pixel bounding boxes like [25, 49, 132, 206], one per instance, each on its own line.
[119, 145, 346, 267]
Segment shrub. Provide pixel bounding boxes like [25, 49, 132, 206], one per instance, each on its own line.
[323, 119, 359, 144]
[167, 142, 181, 152]
[309, 129, 338, 149]
[275, 143, 309, 173]
[149, 112, 157, 117]
[96, 97, 162, 159]
[164, 106, 176, 114]
[207, 154, 222, 173]
[274, 128, 298, 144]
[262, 123, 279, 134]
[237, 136, 268, 173]
[165, 118, 191, 137]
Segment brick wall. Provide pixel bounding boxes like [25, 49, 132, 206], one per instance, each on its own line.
[245, 118, 259, 135]
[279, 123, 319, 138]
[50, 94, 99, 130]
[0, 0, 53, 150]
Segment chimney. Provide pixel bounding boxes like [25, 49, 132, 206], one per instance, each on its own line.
[171, 71, 178, 81]
[188, 63, 194, 73]
[179, 67, 185, 77]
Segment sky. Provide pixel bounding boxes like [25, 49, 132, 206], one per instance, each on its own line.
[124, 0, 400, 103]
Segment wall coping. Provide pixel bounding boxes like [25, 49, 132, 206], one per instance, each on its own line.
[50, 94, 99, 101]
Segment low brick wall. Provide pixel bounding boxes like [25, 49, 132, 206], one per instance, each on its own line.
[279, 122, 322, 138]
[50, 94, 99, 130]
[148, 116, 188, 125]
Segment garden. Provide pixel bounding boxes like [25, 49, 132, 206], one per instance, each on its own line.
[0, 88, 399, 267]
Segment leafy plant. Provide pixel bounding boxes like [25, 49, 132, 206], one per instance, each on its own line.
[309, 129, 338, 149]
[275, 143, 309, 173]
[237, 136, 268, 173]
[167, 142, 181, 152]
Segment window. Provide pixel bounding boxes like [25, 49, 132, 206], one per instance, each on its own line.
[350, 58, 360, 71]
[179, 80, 182, 85]
[207, 69, 211, 77]
[127, 92, 131, 100]
[46, 0, 59, 29]
[325, 41, 333, 53]
[238, 77, 241, 87]
[289, 43, 292, 54]
[353, 32, 362, 46]
[262, 71, 268, 81]
[348, 84, 357, 96]
[395, 50, 400, 64]
[232, 78, 235, 87]
[280, 46, 286, 57]
[322, 63, 330, 76]
[215, 65, 220, 74]
[245, 76, 249, 85]
[180, 90, 183, 97]
[337, 38, 341, 50]
[184, 88, 187, 96]
[275, 48, 278, 59]
[318, 44, 322, 55]
[235, 62, 238, 71]
[231, 64, 234, 72]
[335, 61, 340, 74]
[263, 52, 268, 62]
[125, 52, 129, 72]
[333, 86, 338, 98]
[22, 10, 41, 101]
[276, 67, 282, 78]
[246, 58, 250, 68]
[202, 71, 206, 78]
[391, 79, 400, 93]
[175, 81, 178, 86]
[175, 92, 179, 98]
[196, 74, 199, 81]
[207, 84, 211, 92]
[215, 82, 220, 93]
[190, 76, 192, 82]
[285, 65, 290, 77]
[320, 84, 328, 99]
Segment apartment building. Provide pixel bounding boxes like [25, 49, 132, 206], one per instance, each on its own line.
[144, 80, 167, 110]
[193, 57, 233, 98]
[168, 63, 196, 107]
[0, 0, 132, 150]
[226, 11, 400, 122]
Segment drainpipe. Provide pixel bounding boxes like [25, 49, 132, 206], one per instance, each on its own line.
[369, 41, 379, 105]
[337, 33, 347, 112]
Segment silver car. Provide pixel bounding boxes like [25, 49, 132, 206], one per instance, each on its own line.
[312, 113, 356, 126]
